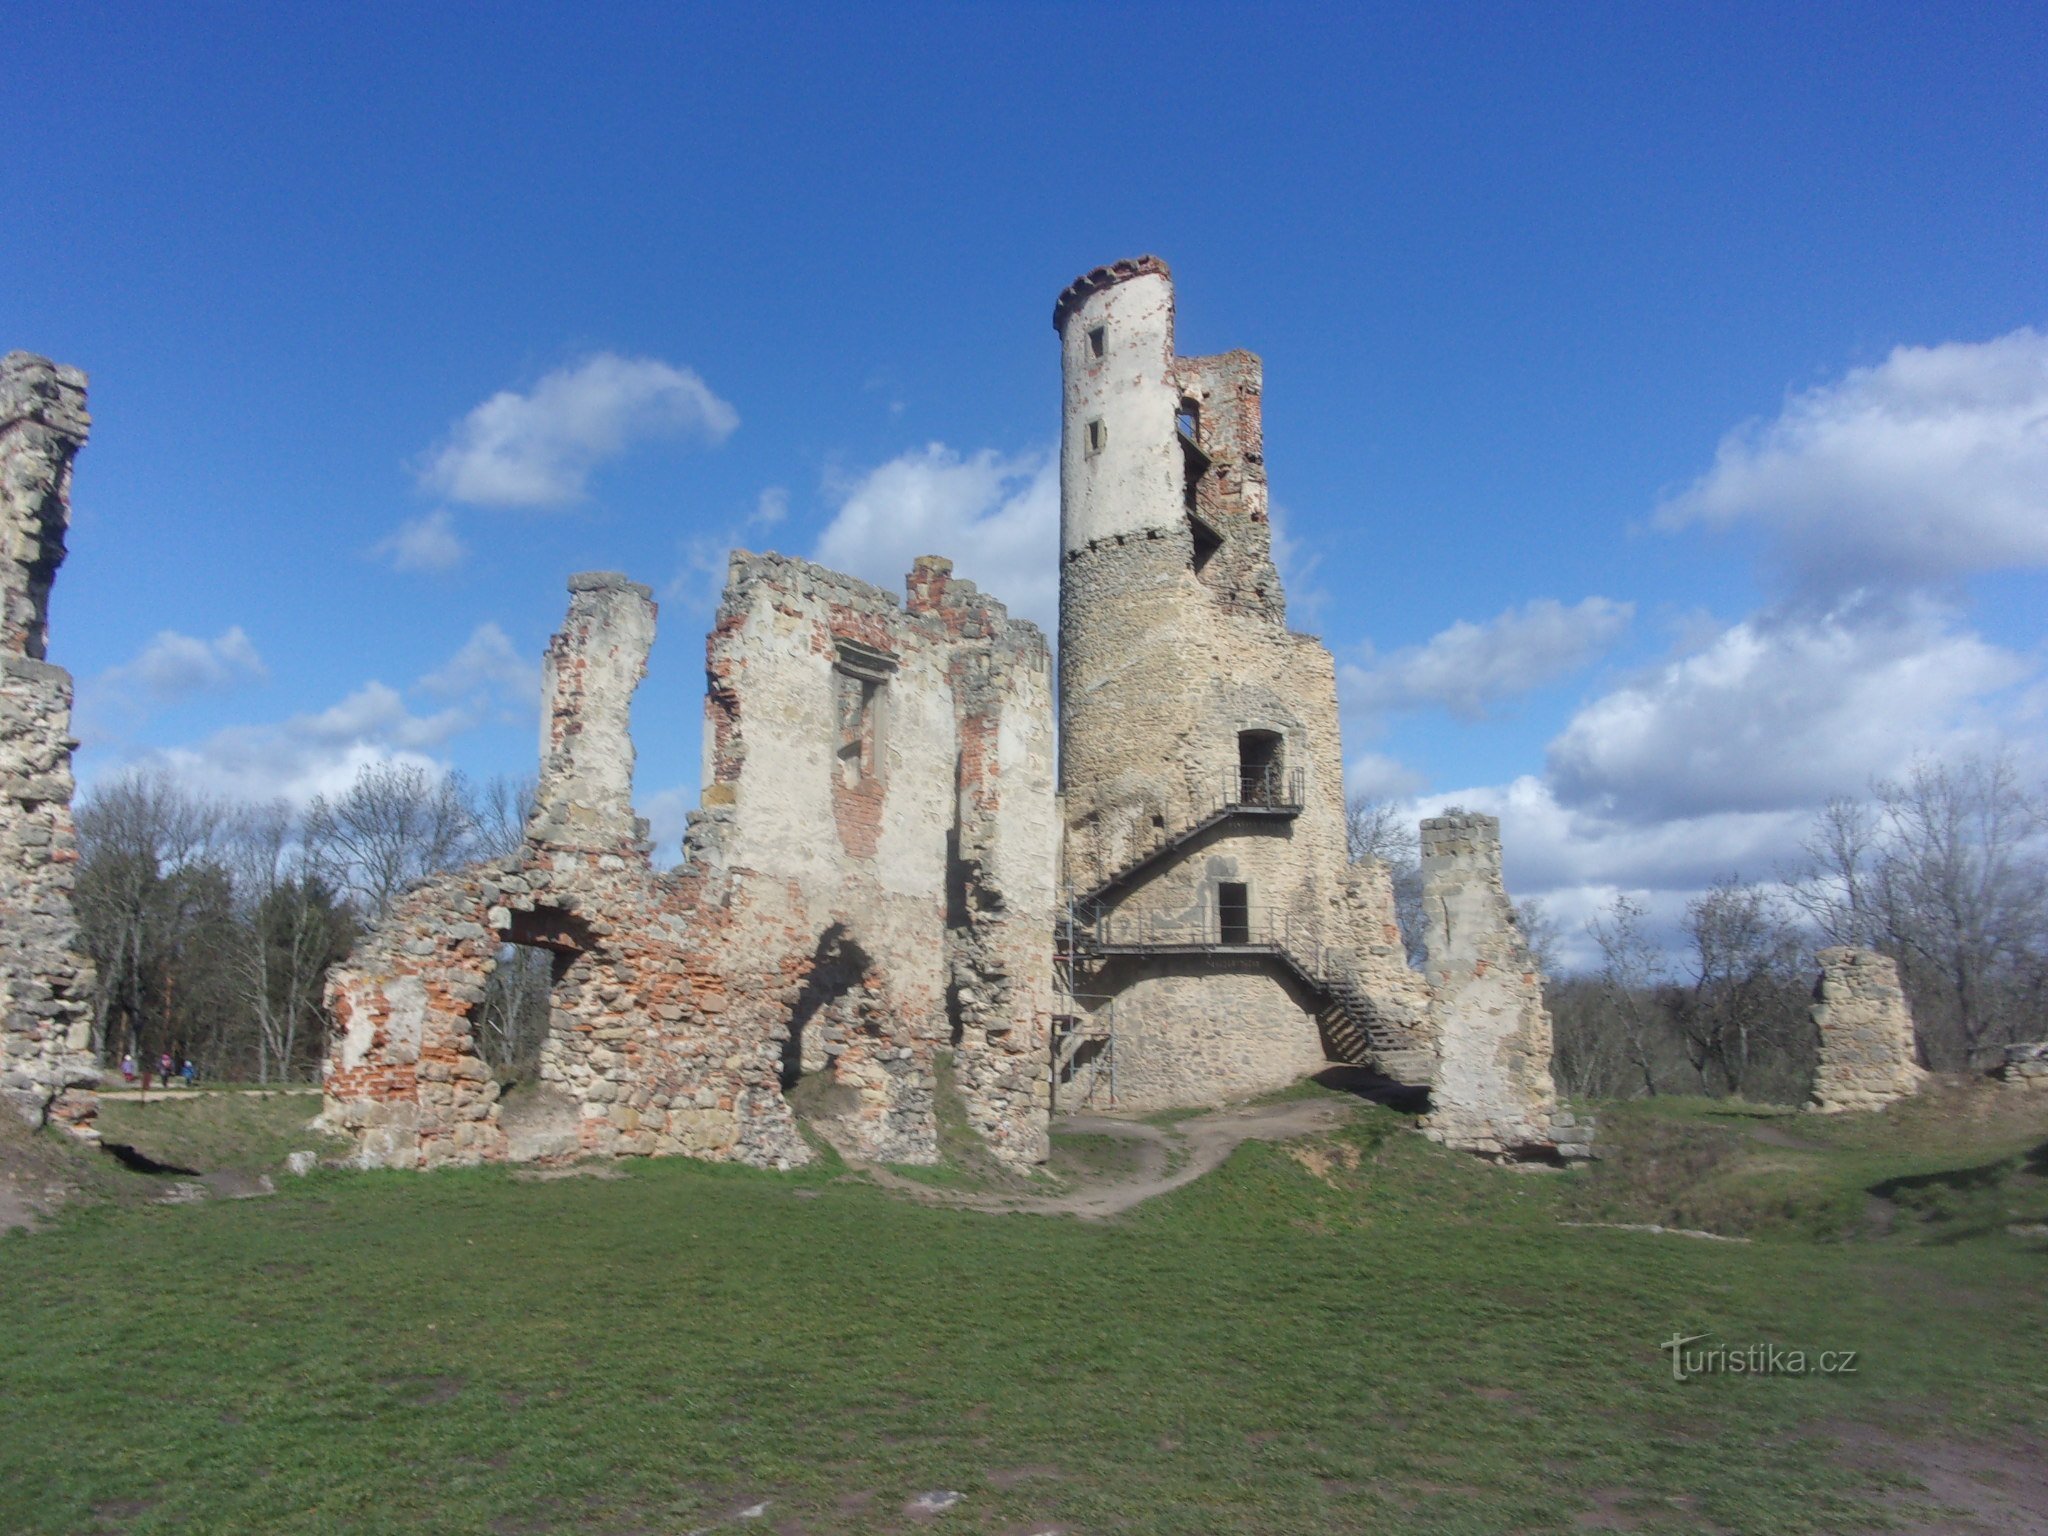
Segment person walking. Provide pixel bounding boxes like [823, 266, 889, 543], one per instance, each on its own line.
[120, 1052, 135, 1085]
[159, 1051, 174, 1086]
[181, 1058, 197, 1088]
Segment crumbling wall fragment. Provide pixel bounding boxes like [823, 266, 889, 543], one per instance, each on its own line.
[0, 353, 98, 1134]
[1809, 946, 1925, 1113]
[323, 554, 1056, 1173]
[2001, 1041, 2048, 1090]
[1418, 813, 1585, 1159]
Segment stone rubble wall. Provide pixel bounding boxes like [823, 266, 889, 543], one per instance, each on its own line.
[1418, 814, 1585, 1159]
[2001, 1041, 2048, 1090]
[322, 555, 1056, 1172]
[1808, 946, 1926, 1113]
[0, 353, 98, 1134]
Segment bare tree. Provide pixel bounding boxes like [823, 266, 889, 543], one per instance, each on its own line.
[73, 768, 228, 1070]
[226, 802, 356, 1083]
[1346, 792, 1424, 964]
[1788, 753, 2048, 1070]
[303, 761, 479, 917]
[1513, 895, 1562, 977]
[1673, 876, 1810, 1098]
[1582, 894, 1668, 1098]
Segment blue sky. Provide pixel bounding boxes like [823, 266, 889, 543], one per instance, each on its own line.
[9, 4, 2045, 964]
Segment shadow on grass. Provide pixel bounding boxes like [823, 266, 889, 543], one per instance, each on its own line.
[1310, 1064, 1429, 1115]
[99, 1142, 201, 1177]
[1867, 1138, 2048, 1245]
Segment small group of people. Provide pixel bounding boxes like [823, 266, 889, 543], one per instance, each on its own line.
[117, 1051, 197, 1090]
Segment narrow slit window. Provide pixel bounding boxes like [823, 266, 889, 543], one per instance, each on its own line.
[1086, 418, 1106, 455]
[1087, 325, 1106, 358]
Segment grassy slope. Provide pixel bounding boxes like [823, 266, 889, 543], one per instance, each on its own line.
[1, 1088, 2044, 1535]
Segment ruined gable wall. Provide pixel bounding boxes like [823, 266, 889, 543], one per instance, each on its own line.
[1809, 946, 1925, 1113]
[0, 353, 98, 1133]
[1418, 813, 1585, 1158]
[705, 551, 1053, 1164]
[325, 555, 1056, 1172]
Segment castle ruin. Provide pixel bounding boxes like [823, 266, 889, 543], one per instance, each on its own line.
[0, 353, 100, 1135]
[316, 256, 1576, 1170]
[1, 263, 1586, 1173]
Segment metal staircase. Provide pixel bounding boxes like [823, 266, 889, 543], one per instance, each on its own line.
[1073, 766, 1305, 914]
[1062, 904, 1435, 1087]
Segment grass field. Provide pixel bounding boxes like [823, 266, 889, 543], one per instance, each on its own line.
[2, 1081, 2045, 1534]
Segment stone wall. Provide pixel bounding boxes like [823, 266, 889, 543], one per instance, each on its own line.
[1809, 946, 1925, 1113]
[0, 353, 98, 1134]
[321, 555, 1056, 1171]
[2001, 1042, 2048, 1090]
[1417, 814, 1585, 1159]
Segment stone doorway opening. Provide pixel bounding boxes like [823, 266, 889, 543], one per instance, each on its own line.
[1219, 881, 1251, 945]
[1238, 729, 1283, 805]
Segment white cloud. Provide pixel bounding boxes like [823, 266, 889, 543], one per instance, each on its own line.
[77, 627, 267, 739]
[750, 486, 789, 528]
[1342, 597, 1634, 720]
[813, 444, 1058, 633]
[106, 626, 541, 808]
[416, 623, 541, 715]
[1546, 597, 2029, 823]
[1401, 774, 1818, 973]
[140, 683, 472, 806]
[373, 508, 467, 573]
[420, 353, 738, 508]
[1344, 751, 1424, 802]
[640, 784, 699, 866]
[1657, 327, 2048, 590]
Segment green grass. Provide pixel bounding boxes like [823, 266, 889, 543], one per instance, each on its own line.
[95, 1091, 348, 1177]
[2, 1087, 2044, 1533]
[1566, 1081, 2048, 1243]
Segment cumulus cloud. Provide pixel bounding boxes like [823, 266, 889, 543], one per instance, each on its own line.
[416, 623, 541, 715]
[1546, 597, 2029, 823]
[77, 627, 267, 739]
[1657, 327, 2048, 590]
[813, 445, 1058, 633]
[373, 508, 467, 573]
[420, 353, 738, 508]
[140, 683, 473, 806]
[750, 486, 789, 528]
[1342, 597, 1633, 720]
[1344, 751, 1425, 801]
[110, 625, 541, 808]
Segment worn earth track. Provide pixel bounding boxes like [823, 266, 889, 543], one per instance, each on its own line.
[843, 1098, 1352, 1219]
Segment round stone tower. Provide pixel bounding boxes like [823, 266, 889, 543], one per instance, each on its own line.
[1052, 260, 1417, 1111]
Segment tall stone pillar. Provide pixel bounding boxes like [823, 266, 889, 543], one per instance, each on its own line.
[0, 353, 99, 1133]
[1809, 946, 1925, 1112]
[1418, 813, 1584, 1159]
[529, 572, 657, 858]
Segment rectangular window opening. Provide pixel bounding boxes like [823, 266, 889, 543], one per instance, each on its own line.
[1189, 512, 1223, 573]
[1087, 325, 1106, 359]
[1086, 418, 1106, 455]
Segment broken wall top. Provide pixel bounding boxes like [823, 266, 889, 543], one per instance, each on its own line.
[0, 353, 91, 663]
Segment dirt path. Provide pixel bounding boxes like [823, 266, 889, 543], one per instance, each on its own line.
[845, 1097, 1352, 1219]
